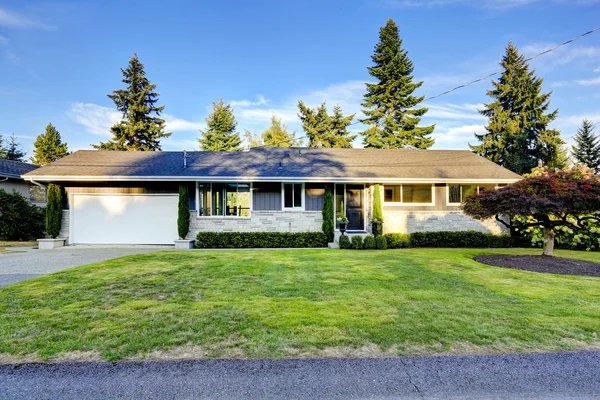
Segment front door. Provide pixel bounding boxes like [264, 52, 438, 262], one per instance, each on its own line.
[346, 185, 364, 231]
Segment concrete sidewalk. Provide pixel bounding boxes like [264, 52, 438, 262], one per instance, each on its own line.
[1, 351, 599, 399]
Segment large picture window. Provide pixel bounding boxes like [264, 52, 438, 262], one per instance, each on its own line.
[447, 184, 502, 205]
[282, 183, 303, 210]
[383, 184, 434, 205]
[197, 182, 251, 217]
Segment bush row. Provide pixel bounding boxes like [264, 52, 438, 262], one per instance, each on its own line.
[195, 231, 329, 248]
[339, 231, 514, 250]
[0, 189, 45, 240]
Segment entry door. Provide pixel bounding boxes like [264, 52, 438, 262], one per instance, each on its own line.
[346, 185, 364, 231]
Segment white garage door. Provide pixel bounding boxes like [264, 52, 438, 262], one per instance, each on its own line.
[70, 194, 179, 245]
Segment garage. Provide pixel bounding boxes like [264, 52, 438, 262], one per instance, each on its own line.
[70, 194, 179, 245]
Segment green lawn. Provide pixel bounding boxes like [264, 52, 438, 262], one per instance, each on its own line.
[1, 248, 599, 362]
[0, 241, 37, 254]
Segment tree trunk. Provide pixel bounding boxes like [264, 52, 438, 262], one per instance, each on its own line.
[542, 227, 554, 257]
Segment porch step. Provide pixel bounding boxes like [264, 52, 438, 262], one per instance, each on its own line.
[333, 230, 371, 244]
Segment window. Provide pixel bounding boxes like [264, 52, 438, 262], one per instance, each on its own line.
[283, 183, 303, 210]
[197, 183, 251, 217]
[447, 184, 500, 205]
[29, 184, 46, 203]
[383, 184, 434, 205]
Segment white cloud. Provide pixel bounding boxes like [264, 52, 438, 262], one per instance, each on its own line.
[0, 8, 50, 29]
[432, 124, 485, 147]
[230, 95, 269, 108]
[424, 102, 485, 121]
[522, 43, 600, 69]
[163, 114, 205, 132]
[575, 76, 600, 86]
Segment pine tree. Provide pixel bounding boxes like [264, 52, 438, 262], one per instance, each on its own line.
[198, 99, 242, 151]
[470, 41, 564, 175]
[360, 18, 434, 149]
[4, 134, 26, 161]
[262, 116, 301, 147]
[572, 119, 600, 172]
[0, 133, 6, 159]
[92, 53, 171, 151]
[30, 123, 69, 166]
[297, 101, 355, 148]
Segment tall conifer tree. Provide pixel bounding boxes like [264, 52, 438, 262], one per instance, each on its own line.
[572, 119, 600, 172]
[31, 123, 69, 165]
[297, 101, 355, 148]
[360, 18, 434, 149]
[0, 133, 6, 159]
[261, 116, 301, 147]
[4, 134, 26, 161]
[198, 99, 242, 151]
[93, 53, 170, 151]
[470, 42, 564, 174]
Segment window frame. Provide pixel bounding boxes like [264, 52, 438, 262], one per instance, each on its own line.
[281, 182, 305, 211]
[195, 182, 253, 218]
[29, 183, 47, 203]
[382, 184, 435, 206]
[446, 183, 502, 206]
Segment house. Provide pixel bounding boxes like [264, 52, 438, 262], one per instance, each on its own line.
[0, 159, 46, 206]
[22, 147, 521, 245]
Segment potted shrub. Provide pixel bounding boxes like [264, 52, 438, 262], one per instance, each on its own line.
[174, 184, 195, 249]
[37, 183, 65, 249]
[337, 201, 349, 235]
[371, 184, 384, 237]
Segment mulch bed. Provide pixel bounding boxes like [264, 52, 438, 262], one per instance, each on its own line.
[474, 255, 600, 277]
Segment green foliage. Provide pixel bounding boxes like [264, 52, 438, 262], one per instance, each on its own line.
[384, 233, 410, 248]
[199, 99, 242, 151]
[363, 235, 376, 249]
[351, 235, 363, 249]
[45, 184, 62, 239]
[360, 18, 434, 149]
[2, 133, 26, 161]
[372, 184, 383, 223]
[572, 119, 600, 172]
[195, 231, 328, 248]
[93, 53, 171, 151]
[177, 185, 190, 240]
[297, 101, 356, 148]
[338, 235, 351, 249]
[375, 235, 387, 249]
[0, 189, 44, 240]
[31, 123, 69, 166]
[470, 41, 564, 175]
[262, 116, 302, 147]
[0, 133, 5, 159]
[322, 187, 334, 242]
[383, 231, 513, 249]
[337, 200, 349, 223]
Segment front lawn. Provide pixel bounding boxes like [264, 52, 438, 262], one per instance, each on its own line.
[1, 248, 599, 362]
[0, 241, 37, 254]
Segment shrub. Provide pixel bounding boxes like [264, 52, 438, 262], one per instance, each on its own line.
[45, 184, 62, 239]
[195, 231, 328, 249]
[408, 231, 513, 248]
[363, 235, 376, 249]
[384, 233, 410, 249]
[177, 184, 190, 240]
[322, 186, 334, 242]
[372, 184, 383, 223]
[351, 235, 363, 249]
[375, 235, 387, 250]
[0, 189, 45, 240]
[339, 235, 351, 249]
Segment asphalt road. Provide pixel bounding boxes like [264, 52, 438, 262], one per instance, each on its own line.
[0, 245, 170, 286]
[1, 351, 599, 399]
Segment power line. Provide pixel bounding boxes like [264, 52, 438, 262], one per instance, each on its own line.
[425, 25, 600, 101]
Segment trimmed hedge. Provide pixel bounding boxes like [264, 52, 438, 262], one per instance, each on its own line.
[351, 235, 363, 249]
[363, 235, 376, 249]
[384, 231, 514, 249]
[339, 235, 351, 249]
[0, 189, 45, 240]
[195, 231, 328, 249]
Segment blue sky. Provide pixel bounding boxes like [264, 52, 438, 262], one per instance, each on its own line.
[1, 0, 600, 156]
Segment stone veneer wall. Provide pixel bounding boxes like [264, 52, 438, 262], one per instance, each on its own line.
[382, 210, 506, 235]
[57, 210, 70, 240]
[187, 211, 323, 239]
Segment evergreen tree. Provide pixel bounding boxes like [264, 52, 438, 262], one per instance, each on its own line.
[572, 119, 600, 172]
[30, 123, 69, 166]
[0, 133, 6, 159]
[262, 116, 301, 147]
[297, 101, 355, 148]
[92, 53, 171, 151]
[4, 134, 26, 162]
[360, 18, 434, 149]
[198, 99, 242, 151]
[470, 41, 564, 175]
[244, 129, 263, 149]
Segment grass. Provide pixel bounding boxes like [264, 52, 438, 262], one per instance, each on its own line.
[0, 248, 599, 362]
[0, 240, 37, 254]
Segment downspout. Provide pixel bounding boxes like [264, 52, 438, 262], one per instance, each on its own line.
[0, 176, 8, 182]
[30, 179, 48, 189]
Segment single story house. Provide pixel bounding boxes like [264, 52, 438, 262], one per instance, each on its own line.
[0, 159, 46, 206]
[22, 147, 521, 245]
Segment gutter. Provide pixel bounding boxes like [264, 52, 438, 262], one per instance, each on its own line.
[29, 179, 48, 189]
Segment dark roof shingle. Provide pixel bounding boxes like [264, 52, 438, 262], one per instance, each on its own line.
[0, 159, 39, 179]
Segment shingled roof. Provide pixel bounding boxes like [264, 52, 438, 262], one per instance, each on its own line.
[22, 148, 522, 182]
[0, 159, 39, 179]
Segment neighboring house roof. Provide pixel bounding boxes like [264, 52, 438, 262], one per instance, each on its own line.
[0, 159, 39, 179]
[22, 148, 522, 183]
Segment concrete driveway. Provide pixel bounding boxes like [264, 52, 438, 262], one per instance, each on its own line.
[0, 245, 171, 286]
